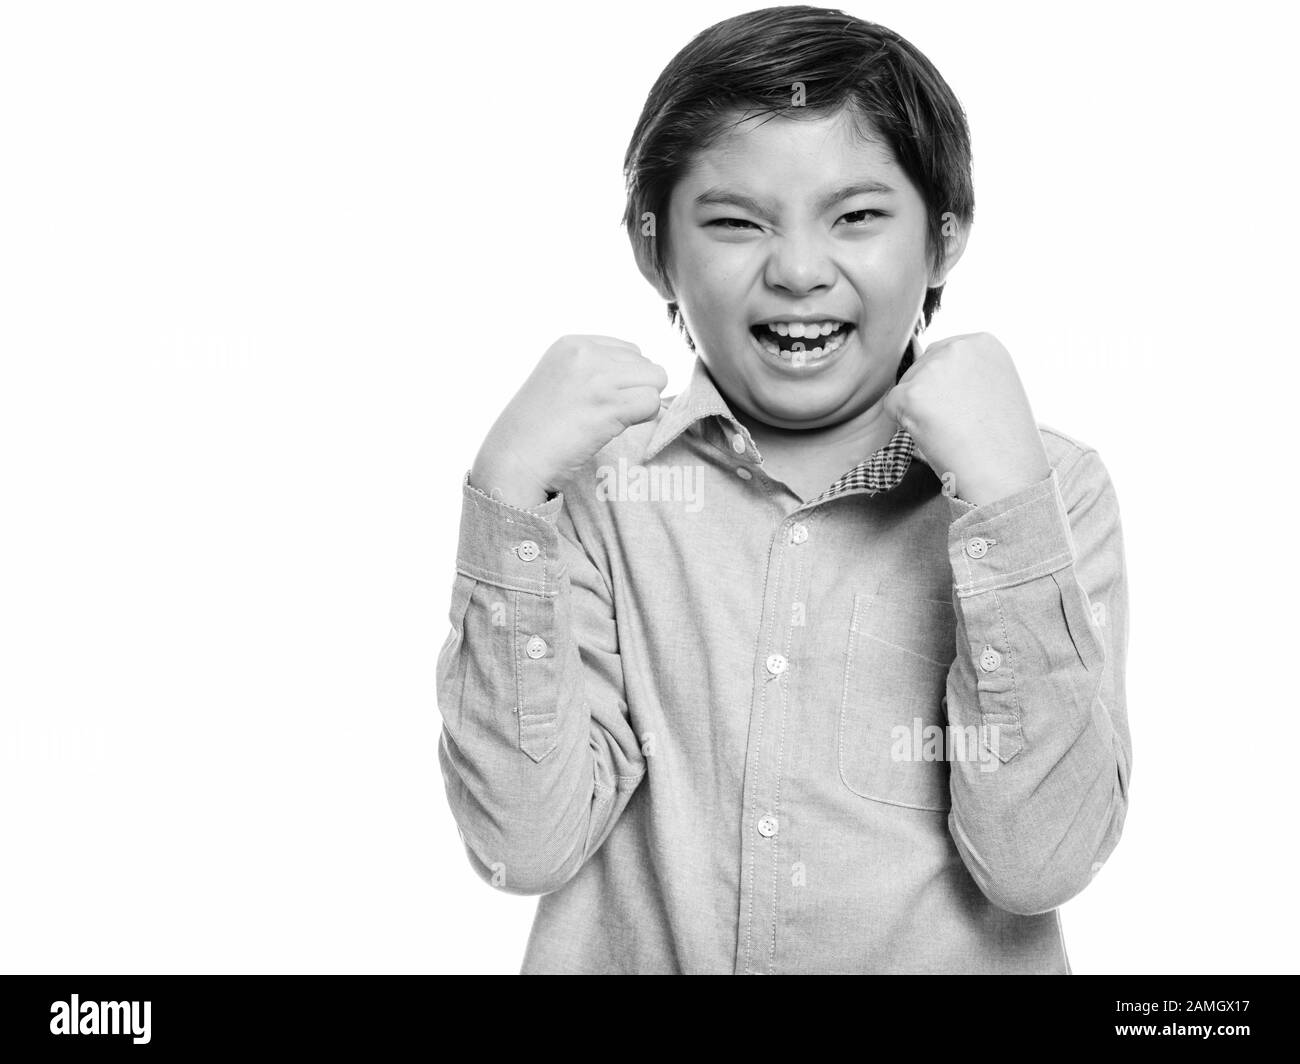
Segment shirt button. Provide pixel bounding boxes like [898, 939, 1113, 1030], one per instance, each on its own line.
[789, 523, 808, 544]
[765, 653, 787, 676]
[736, 467, 752, 480]
[965, 537, 990, 559]
[731, 433, 747, 454]
[525, 635, 548, 659]
[517, 540, 540, 562]
[979, 645, 1002, 672]
[757, 814, 779, 838]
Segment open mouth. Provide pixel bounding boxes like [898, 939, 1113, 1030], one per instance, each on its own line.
[749, 320, 855, 365]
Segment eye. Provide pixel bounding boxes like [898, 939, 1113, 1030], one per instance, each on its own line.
[840, 209, 886, 225]
[707, 218, 760, 231]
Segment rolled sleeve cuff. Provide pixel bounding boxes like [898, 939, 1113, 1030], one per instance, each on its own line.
[946, 470, 1075, 597]
[456, 471, 567, 596]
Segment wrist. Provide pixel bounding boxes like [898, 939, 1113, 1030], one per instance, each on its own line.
[955, 463, 1051, 507]
[470, 444, 554, 509]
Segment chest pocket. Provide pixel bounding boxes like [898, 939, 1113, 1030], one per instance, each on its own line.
[838, 581, 957, 812]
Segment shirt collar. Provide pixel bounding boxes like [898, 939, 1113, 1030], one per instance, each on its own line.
[644, 356, 740, 462]
[643, 348, 921, 500]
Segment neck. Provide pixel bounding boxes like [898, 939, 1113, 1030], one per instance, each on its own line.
[736, 395, 900, 465]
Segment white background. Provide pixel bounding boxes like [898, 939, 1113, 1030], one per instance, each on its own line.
[1, 0, 1296, 974]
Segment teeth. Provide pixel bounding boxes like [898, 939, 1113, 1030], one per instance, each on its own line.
[755, 325, 852, 363]
[764, 321, 844, 338]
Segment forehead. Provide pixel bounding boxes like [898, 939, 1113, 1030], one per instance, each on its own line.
[675, 107, 910, 203]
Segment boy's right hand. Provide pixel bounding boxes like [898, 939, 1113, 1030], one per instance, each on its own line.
[469, 335, 669, 509]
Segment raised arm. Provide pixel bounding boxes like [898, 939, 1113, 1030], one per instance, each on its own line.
[941, 446, 1132, 914]
[435, 334, 667, 895]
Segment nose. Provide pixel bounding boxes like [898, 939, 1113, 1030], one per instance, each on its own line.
[763, 231, 835, 296]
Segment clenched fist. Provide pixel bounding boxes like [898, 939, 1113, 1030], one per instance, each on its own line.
[470, 335, 668, 509]
[883, 333, 1051, 507]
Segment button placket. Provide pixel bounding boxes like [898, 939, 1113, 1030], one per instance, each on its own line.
[736, 499, 810, 974]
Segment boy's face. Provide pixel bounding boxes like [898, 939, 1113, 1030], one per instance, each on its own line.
[661, 107, 962, 432]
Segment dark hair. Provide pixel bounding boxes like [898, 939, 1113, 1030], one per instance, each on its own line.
[621, 5, 974, 350]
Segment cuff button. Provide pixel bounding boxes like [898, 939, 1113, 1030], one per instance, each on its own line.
[516, 540, 540, 562]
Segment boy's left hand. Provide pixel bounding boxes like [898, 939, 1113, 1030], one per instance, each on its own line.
[882, 332, 1051, 507]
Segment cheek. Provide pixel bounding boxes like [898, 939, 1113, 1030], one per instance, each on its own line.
[685, 237, 746, 283]
[678, 247, 747, 317]
[852, 229, 928, 284]
[841, 252, 928, 325]
[888, 223, 934, 281]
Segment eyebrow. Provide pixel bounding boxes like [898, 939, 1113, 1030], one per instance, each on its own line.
[693, 180, 897, 218]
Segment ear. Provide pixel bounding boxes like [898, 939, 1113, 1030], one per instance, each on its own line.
[928, 213, 970, 287]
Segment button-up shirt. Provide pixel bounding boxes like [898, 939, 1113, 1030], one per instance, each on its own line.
[435, 354, 1132, 974]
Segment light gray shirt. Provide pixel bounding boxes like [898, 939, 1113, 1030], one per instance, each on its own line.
[436, 355, 1132, 974]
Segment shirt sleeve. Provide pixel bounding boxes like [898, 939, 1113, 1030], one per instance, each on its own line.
[940, 447, 1132, 916]
[435, 472, 647, 895]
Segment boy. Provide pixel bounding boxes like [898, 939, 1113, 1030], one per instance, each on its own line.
[436, 6, 1130, 974]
